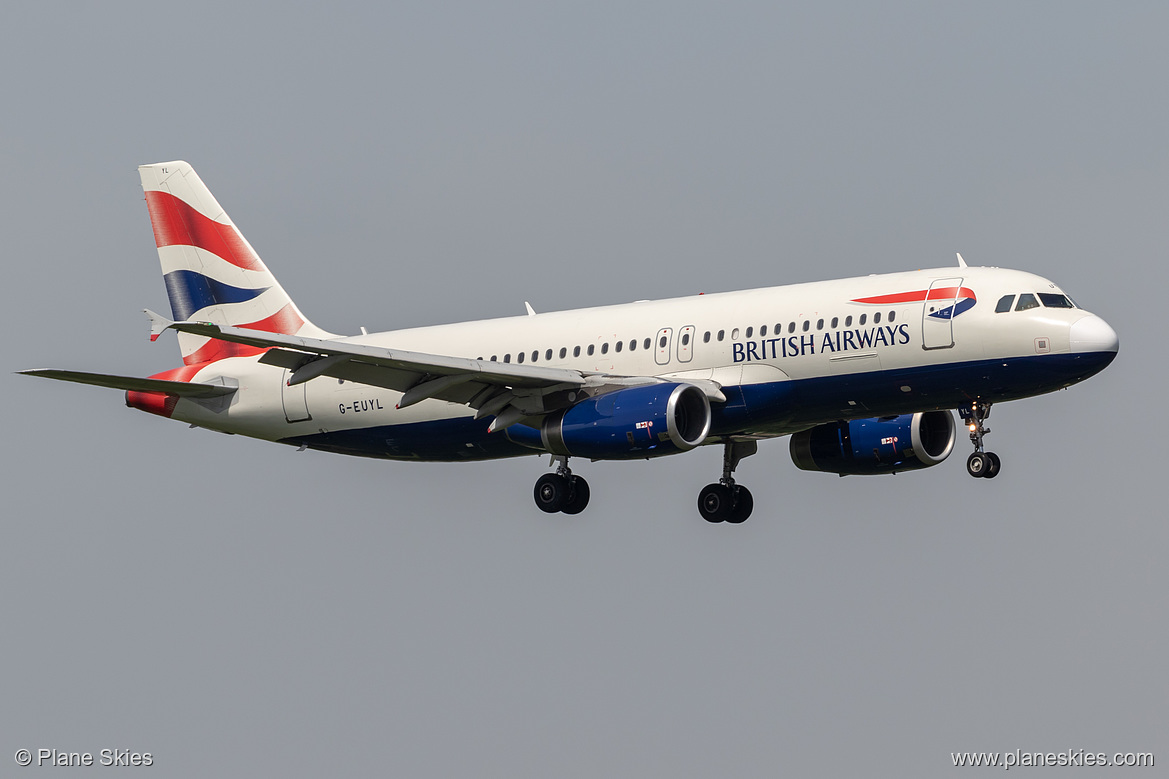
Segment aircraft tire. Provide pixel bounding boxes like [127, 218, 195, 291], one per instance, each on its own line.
[984, 452, 1001, 479]
[726, 486, 753, 524]
[534, 473, 569, 513]
[561, 476, 591, 515]
[698, 483, 732, 523]
[966, 452, 988, 478]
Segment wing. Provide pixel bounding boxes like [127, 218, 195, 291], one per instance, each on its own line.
[167, 320, 696, 431]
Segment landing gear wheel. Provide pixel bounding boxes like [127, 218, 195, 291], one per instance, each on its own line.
[698, 483, 732, 523]
[984, 452, 1001, 479]
[534, 473, 569, 513]
[560, 476, 591, 515]
[961, 401, 1000, 481]
[726, 486, 754, 524]
[966, 452, 989, 478]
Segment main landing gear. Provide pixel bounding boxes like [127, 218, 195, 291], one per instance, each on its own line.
[533, 456, 591, 514]
[697, 440, 757, 524]
[961, 401, 1001, 479]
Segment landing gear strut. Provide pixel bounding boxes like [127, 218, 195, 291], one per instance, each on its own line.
[533, 456, 591, 514]
[698, 440, 757, 524]
[960, 401, 1001, 479]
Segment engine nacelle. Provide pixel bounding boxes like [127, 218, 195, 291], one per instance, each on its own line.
[507, 383, 712, 460]
[789, 410, 956, 475]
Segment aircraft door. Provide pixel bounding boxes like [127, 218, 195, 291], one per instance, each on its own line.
[654, 327, 673, 366]
[281, 369, 312, 422]
[676, 325, 695, 363]
[922, 277, 963, 350]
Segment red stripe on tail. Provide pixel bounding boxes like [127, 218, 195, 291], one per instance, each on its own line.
[145, 190, 264, 272]
[181, 303, 306, 366]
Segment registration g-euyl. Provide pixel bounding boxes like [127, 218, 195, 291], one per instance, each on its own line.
[23, 162, 1119, 523]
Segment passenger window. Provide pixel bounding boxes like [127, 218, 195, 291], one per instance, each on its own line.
[760, 324, 768, 336]
[601, 343, 609, 354]
[816, 319, 824, 330]
[703, 331, 711, 343]
[732, 328, 740, 340]
[830, 317, 838, 328]
[788, 322, 795, 334]
[659, 335, 667, 348]
[517, 352, 525, 363]
[490, 355, 497, 362]
[546, 349, 553, 360]
[559, 347, 566, 359]
[845, 315, 852, 327]
[643, 338, 651, 350]
[1038, 293, 1074, 308]
[802, 320, 810, 332]
[681, 333, 690, 346]
[629, 339, 636, 351]
[888, 310, 895, 322]
[504, 354, 511, 363]
[615, 341, 623, 352]
[745, 326, 753, 338]
[717, 330, 725, 341]
[1016, 293, 1040, 311]
[995, 295, 1015, 313]
[573, 346, 581, 357]
[859, 314, 867, 325]
[874, 312, 881, 324]
[587, 345, 595, 356]
[531, 350, 538, 362]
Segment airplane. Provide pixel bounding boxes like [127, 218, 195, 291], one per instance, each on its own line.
[20, 161, 1119, 523]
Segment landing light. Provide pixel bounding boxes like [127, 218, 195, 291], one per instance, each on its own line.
[969, 423, 977, 432]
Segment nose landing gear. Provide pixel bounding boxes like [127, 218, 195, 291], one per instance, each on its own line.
[697, 440, 757, 523]
[533, 456, 591, 514]
[961, 401, 1001, 479]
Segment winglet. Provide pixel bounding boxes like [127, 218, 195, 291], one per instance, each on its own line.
[144, 308, 175, 342]
[956, 252, 968, 268]
[524, 301, 536, 316]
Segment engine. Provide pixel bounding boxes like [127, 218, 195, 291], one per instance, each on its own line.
[789, 410, 956, 475]
[507, 383, 712, 460]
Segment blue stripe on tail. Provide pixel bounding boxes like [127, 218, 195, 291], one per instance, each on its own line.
[163, 270, 270, 321]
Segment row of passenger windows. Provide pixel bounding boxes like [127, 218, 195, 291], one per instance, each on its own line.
[475, 309, 899, 364]
[483, 337, 659, 364]
[701, 310, 896, 343]
[995, 293, 1076, 313]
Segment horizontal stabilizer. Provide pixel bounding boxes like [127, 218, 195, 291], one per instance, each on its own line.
[144, 308, 175, 341]
[18, 369, 238, 398]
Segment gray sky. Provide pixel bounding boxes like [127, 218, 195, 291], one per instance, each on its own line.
[3, 2, 1165, 776]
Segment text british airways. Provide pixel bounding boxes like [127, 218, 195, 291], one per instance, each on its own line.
[733, 323, 911, 362]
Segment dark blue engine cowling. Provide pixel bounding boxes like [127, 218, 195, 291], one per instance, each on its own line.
[508, 383, 712, 460]
[789, 410, 956, 475]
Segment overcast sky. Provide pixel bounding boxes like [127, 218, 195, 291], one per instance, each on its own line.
[3, 2, 1165, 776]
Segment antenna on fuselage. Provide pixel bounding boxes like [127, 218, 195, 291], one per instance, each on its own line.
[956, 252, 968, 268]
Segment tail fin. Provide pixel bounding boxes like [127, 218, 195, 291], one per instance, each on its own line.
[138, 161, 334, 365]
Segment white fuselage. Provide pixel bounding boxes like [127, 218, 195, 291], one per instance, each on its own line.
[160, 265, 1117, 460]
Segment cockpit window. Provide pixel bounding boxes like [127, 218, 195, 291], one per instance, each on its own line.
[1015, 293, 1040, 311]
[995, 295, 1015, 313]
[1038, 293, 1074, 309]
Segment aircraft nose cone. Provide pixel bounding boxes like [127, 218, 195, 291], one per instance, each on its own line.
[1070, 314, 1119, 354]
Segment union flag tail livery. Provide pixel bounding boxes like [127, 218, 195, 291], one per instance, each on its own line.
[138, 161, 333, 365]
[20, 161, 1119, 524]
